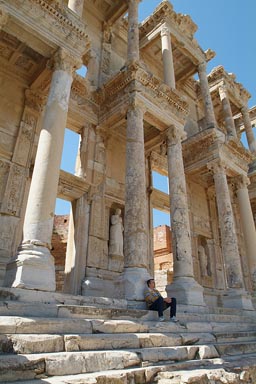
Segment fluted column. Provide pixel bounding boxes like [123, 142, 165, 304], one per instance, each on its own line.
[6, 49, 81, 291]
[234, 175, 256, 290]
[219, 85, 236, 138]
[165, 125, 205, 306]
[123, 101, 150, 300]
[198, 62, 217, 129]
[241, 106, 256, 155]
[127, 0, 140, 62]
[161, 24, 175, 88]
[68, 0, 84, 17]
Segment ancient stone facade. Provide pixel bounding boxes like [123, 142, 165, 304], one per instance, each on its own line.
[0, 0, 255, 310]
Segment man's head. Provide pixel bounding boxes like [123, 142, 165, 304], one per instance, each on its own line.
[146, 279, 155, 288]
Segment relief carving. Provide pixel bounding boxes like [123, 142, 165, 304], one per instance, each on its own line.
[1, 164, 27, 216]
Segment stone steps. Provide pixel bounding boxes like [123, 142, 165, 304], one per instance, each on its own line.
[2, 351, 256, 383]
[2, 330, 256, 355]
[1, 315, 256, 335]
[1, 288, 256, 383]
[0, 359, 227, 384]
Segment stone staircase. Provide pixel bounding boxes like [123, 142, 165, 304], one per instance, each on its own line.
[0, 288, 256, 383]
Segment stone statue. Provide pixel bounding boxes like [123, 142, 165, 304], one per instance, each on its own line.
[198, 245, 208, 277]
[109, 208, 124, 256]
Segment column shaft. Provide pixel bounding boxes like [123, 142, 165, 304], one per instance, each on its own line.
[198, 62, 217, 128]
[241, 106, 256, 154]
[123, 104, 149, 299]
[219, 85, 236, 138]
[166, 127, 193, 277]
[127, 0, 139, 62]
[6, 49, 79, 291]
[68, 0, 84, 16]
[210, 162, 244, 289]
[161, 25, 175, 88]
[166, 126, 205, 306]
[235, 176, 256, 289]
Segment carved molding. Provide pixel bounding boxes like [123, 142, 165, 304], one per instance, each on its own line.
[3, 0, 90, 56]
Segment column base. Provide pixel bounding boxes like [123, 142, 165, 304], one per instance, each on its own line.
[4, 242, 56, 292]
[166, 276, 206, 306]
[122, 267, 151, 301]
[221, 289, 254, 310]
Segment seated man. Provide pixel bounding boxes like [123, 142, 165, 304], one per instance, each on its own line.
[144, 278, 178, 322]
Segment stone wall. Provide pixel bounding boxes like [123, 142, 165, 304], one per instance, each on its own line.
[51, 215, 69, 292]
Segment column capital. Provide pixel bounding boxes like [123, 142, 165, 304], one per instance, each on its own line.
[240, 105, 248, 115]
[218, 84, 228, 100]
[207, 160, 228, 174]
[128, 93, 147, 114]
[198, 61, 207, 73]
[232, 174, 250, 191]
[161, 24, 170, 36]
[166, 125, 186, 145]
[49, 48, 82, 75]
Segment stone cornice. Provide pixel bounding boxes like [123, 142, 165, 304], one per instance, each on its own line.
[98, 61, 189, 123]
[1, 0, 90, 57]
[58, 169, 90, 202]
[182, 127, 252, 175]
[208, 65, 251, 106]
[139, 0, 207, 64]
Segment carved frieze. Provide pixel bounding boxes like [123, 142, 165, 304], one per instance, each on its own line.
[98, 61, 189, 127]
[2, 0, 90, 57]
[0, 160, 10, 206]
[1, 163, 27, 216]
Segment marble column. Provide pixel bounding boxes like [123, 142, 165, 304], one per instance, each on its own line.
[234, 175, 256, 290]
[68, 0, 84, 17]
[219, 85, 237, 138]
[161, 24, 175, 89]
[165, 125, 205, 306]
[208, 161, 253, 309]
[241, 106, 256, 155]
[127, 0, 140, 62]
[6, 49, 81, 291]
[123, 102, 150, 300]
[198, 62, 217, 129]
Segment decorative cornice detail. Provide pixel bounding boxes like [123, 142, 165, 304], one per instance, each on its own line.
[98, 61, 189, 120]
[2, 0, 90, 56]
[208, 65, 251, 104]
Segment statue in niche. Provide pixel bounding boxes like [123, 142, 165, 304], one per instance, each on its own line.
[109, 208, 124, 256]
[198, 245, 209, 277]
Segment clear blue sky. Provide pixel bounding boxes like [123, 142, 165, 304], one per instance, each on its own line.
[56, 0, 255, 227]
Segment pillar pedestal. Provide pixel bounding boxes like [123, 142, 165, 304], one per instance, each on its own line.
[5, 242, 55, 291]
[222, 289, 254, 310]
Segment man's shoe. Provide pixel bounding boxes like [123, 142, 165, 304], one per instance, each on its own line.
[159, 316, 165, 322]
[170, 316, 179, 322]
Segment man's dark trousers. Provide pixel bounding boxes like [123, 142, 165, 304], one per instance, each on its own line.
[149, 296, 176, 318]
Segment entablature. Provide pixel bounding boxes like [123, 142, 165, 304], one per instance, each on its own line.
[139, 0, 210, 83]
[208, 66, 250, 110]
[151, 188, 170, 213]
[58, 169, 89, 202]
[1, 0, 90, 58]
[183, 127, 252, 182]
[97, 61, 189, 134]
